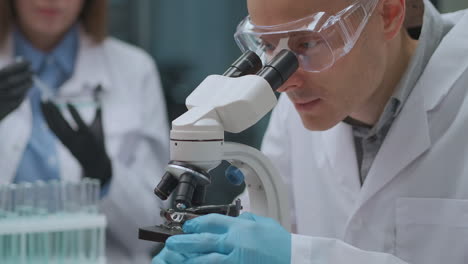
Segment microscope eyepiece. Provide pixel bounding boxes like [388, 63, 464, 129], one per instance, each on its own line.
[257, 49, 299, 91]
[223, 50, 263, 77]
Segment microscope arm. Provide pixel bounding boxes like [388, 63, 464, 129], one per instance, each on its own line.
[223, 142, 292, 231]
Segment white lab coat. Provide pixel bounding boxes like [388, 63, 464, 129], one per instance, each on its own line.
[261, 5, 468, 264]
[0, 30, 169, 264]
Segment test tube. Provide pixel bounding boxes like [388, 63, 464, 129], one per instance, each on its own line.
[6, 184, 18, 264]
[0, 184, 12, 220]
[76, 181, 84, 261]
[33, 76, 55, 101]
[50, 180, 62, 214]
[64, 181, 78, 213]
[17, 183, 34, 263]
[98, 225, 105, 263]
[35, 181, 50, 264]
[90, 178, 98, 213]
[16, 182, 35, 217]
[3, 184, 19, 263]
[0, 186, 5, 219]
[62, 182, 73, 262]
[81, 178, 91, 213]
[87, 178, 100, 261]
[7, 185, 16, 218]
[33, 181, 48, 216]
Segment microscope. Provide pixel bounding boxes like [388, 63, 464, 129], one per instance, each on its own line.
[139, 50, 299, 243]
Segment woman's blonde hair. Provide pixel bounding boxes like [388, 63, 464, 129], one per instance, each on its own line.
[0, 0, 108, 46]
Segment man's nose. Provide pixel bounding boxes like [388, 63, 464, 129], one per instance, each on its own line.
[276, 69, 304, 93]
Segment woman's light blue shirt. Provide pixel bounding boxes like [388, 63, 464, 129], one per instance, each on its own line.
[13, 25, 79, 183]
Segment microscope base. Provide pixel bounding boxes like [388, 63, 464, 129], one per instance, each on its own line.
[138, 225, 183, 243]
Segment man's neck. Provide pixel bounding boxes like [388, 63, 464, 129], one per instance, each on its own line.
[350, 31, 419, 125]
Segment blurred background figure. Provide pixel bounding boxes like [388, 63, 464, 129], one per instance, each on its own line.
[0, 0, 169, 263]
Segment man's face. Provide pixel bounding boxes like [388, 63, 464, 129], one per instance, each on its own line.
[248, 0, 388, 130]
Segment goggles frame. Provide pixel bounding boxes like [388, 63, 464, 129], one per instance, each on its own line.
[234, 0, 379, 72]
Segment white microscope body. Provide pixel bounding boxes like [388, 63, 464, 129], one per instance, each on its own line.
[139, 50, 298, 243]
[171, 73, 291, 230]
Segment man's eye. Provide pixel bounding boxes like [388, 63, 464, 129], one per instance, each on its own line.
[299, 41, 319, 50]
[263, 42, 276, 51]
[258, 38, 276, 51]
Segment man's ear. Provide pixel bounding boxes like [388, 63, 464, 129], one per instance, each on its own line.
[379, 0, 406, 40]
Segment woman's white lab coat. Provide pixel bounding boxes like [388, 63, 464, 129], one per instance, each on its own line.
[261, 5, 468, 264]
[0, 30, 169, 264]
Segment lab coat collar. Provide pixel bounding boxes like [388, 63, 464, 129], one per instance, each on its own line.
[322, 81, 431, 214]
[322, 123, 362, 195]
[357, 84, 430, 205]
[321, 85, 431, 205]
[422, 4, 468, 111]
[12, 24, 79, 88]
[58, 27, 112, 97]
[351, 0, 446, 205]
[344, 0, 468, 209]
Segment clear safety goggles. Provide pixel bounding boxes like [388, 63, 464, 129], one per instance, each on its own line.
[234, 0, 379, 72]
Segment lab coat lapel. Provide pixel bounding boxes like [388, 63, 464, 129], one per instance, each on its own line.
[59, 30, 111, 97]
[354, 7, 468, 207]
[356, 2, 468, 210]
[322, 122, 361, 195]
[357, 85, 430, 205]
[422, 11, 468, 112]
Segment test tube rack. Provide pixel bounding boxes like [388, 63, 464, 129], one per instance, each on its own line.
[0, 179, 107, 264]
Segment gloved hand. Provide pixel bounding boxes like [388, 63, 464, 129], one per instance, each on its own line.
[0, 60, 33, 121]
[152, 247, 191, 264]
[40, 102, 112, 186]
[153, 212, 291, 264]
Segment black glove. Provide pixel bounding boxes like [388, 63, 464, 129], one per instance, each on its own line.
[0, 60, 33, 121]
[40, 102, 112, 187]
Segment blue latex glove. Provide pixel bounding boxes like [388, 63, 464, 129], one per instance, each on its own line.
[152, 247, 190, 264]
[153, 212, 291, 264]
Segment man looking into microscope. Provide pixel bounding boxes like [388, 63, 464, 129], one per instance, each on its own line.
[154, 0, 468, 263]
